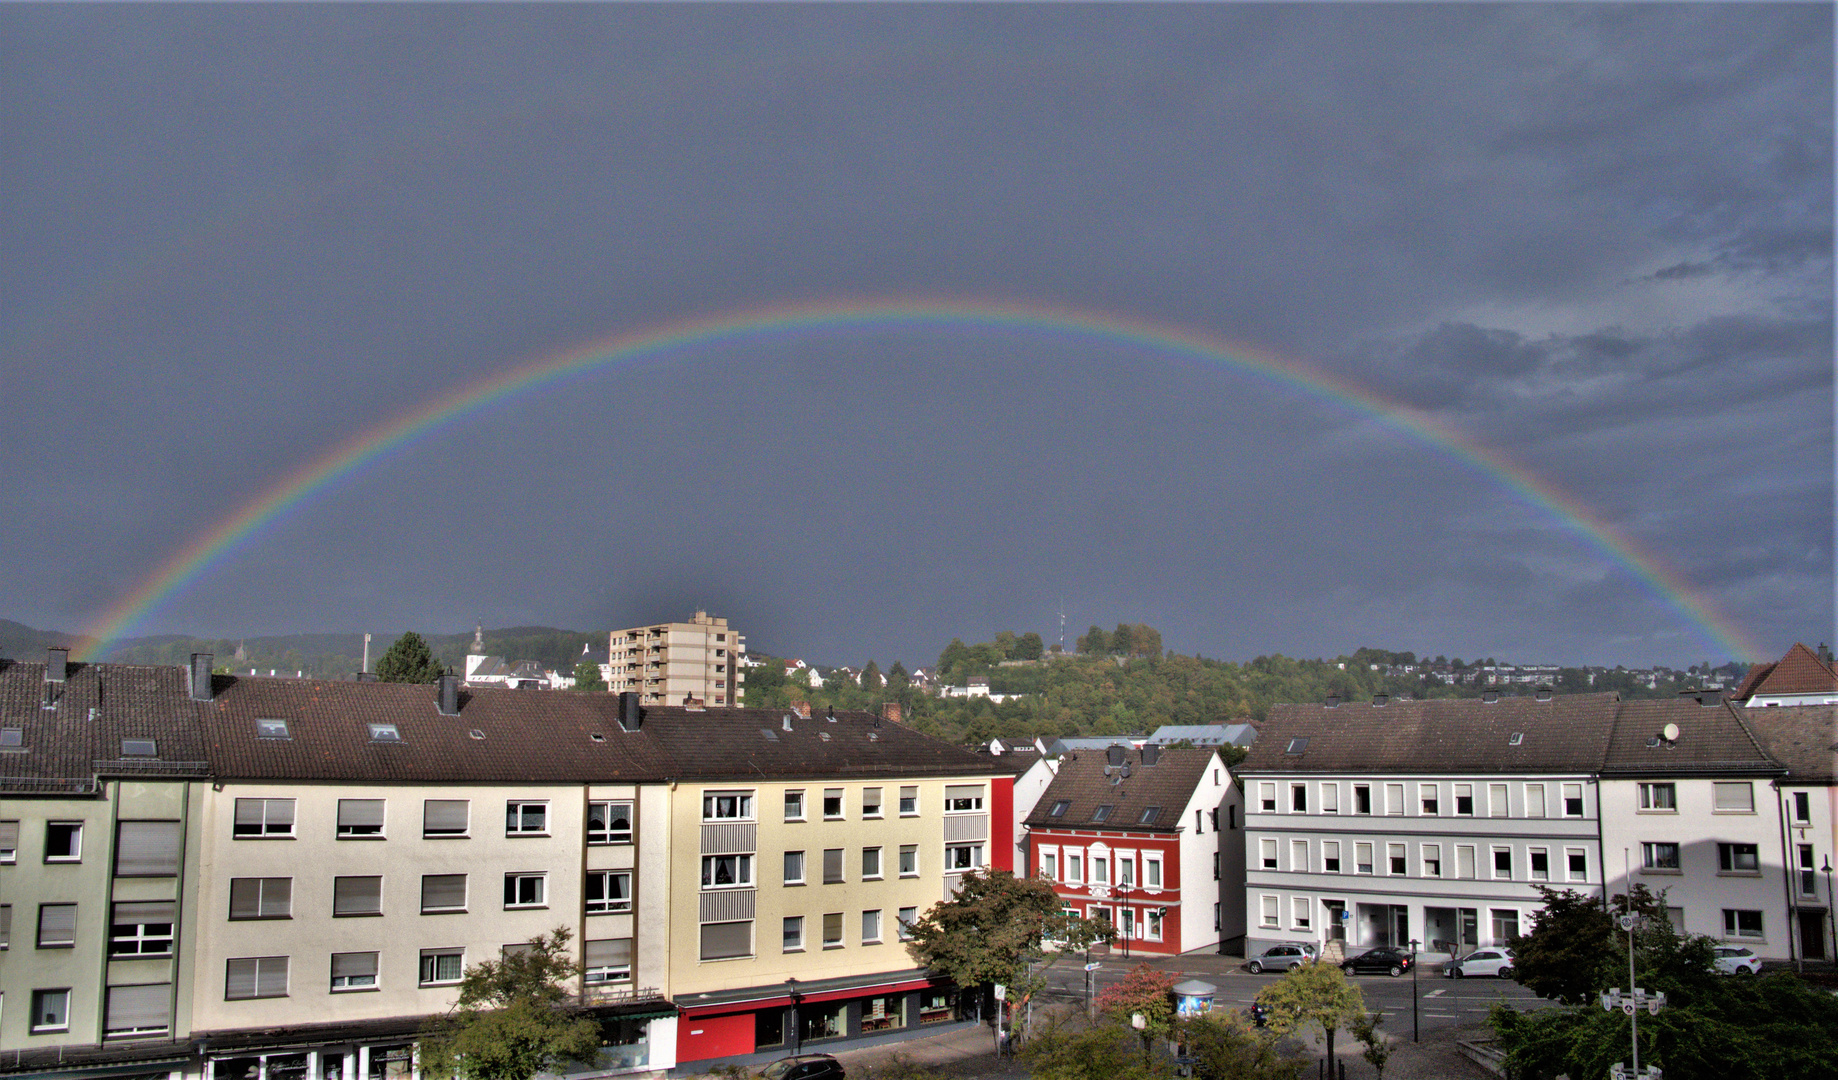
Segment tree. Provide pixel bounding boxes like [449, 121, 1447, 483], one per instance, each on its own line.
[1350, 1012, 1391, 1079]
[1509, 884, 1671, 1004]
[376, 631, 444, 683]
[905, 869, 1113, 1052]
[1023, 1016, 1155, 1080]
[1013, 632, 1044, 661]
[1254, 962, 1366, 1077]
[1179, 1011, 1306, 1080]
[418, 928, 602, 1080]
[861, 660, 882, 690]
[1096, 964, 1176, 1066]
[571, 661, 607, 692]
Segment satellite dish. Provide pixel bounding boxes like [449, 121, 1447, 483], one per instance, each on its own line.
[1662, 723, 1680, 742]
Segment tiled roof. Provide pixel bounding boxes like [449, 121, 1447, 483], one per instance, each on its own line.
[1022, 745, 1217, 832]
[640, 706, 1011, 781]
[1599, 697, 1783, 777]
[0, 660, 208, 790]
[1732, 643, 1838, 700]
[1741, 704, 1838, 783]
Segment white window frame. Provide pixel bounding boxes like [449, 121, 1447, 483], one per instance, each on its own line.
[945, 787, 985, 813]
[1260, 837, 1278, 870]
[232, 800, 294, 839]
[1525, 783, 1546, 818]
[1492, 845, 1513, 880]
[1258, 782, 1276, 813]
[1419, 783, 1439, 815]
[505, 801, 549, 836]
[1639, 782, 1677, 812]
[587, 801, 633, 844]
[1561, 783, 1585, 817]
[783, 850, 806, 885]
[1260, 894, 1279, 928]
[419, 949, 465, 986]
[862, 787, 883, 818]
[900, 844, 919, 877]
[823, 788, 845, 820]
[783, 916, 804, 952]
[503, 872, 547, 909]
[702, 853, 754, 889]
[1323, 840, 1341, 873]
[1713, 782, 1754, 813]
[1144, 853, 1163, 890]
[1320, 783, 1339, 814]
[862, 909, 883, 944]
[1355, 841, 1373, 875]
[331, 951, 379, 991]
[1723, 909, 1764, 940]
[862, 846, 883, 880]
[1385, 783, 1405, 816]
[1292, 896, 1311, 931]
[586, 870, 632, 913]
[944, 843, 984, 871]
[1289, 839, 1308, 873]
[784, 790, 806, 822]
[1529, 846, 1549, 882]
[1422, 843, 1441, 878]
[1566, 847, 1588, 881]
[899, 786, 918, 816]
[702, 790, 755, 821]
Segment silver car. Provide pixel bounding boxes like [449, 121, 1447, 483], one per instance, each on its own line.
[1444, 947, 1515, 978]
[1712, 945, 1762, 975]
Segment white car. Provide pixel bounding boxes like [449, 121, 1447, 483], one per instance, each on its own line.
[1444, 947, 1515, 978]
[1713, 945, 1762, 975]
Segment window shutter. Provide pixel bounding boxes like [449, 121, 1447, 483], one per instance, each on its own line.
[234, 800, 264, 829]
[338, 800, 385, 831]
[229, 879, 259, 919]
[334, 876, 382, 915]
[105, 984, 170, 1032]
[422, 874, 467, 910]
[0, 820, 17, 852]
[114, 900, 175, 925]
[699, 921, 751, 960]
[39, 903, 77, 944]
[585, 938, 632, 966]
[823, 849, 843, 882]
[1, 903, 11, 946]
[332, 952, 377, 980]
[226, 959, 259, 998]
[255, 957, 289, 997]
[945, 784, 981, 800]
[115, 821, 182, 877]
[424, 800, 469, 833]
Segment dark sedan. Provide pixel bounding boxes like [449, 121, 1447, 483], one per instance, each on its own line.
[1340, 946, 1415, 977]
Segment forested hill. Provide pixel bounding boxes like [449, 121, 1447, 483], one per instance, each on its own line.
[91, 627, 601, 680]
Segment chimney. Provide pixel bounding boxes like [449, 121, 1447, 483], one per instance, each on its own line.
[1141, 744, 1161, 767]
[824, 705, 837, 723]
[618, 692, 643, 732]
[1482, 690, 1500, 703]
[188, 653, 213, 701]
[1535, 687, 1553, 702]
[792, 700, 811, 719]
[1324, 694, 1340, 708]
[437, 673, 460, 716]
[880, 701, 902, 725]
[1372, 693, 1389, 707]
[1697, 689, 1723, 707]
[46, 647, 69, 684]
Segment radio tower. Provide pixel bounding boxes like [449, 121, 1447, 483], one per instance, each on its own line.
[1057, 600, 1066, 654]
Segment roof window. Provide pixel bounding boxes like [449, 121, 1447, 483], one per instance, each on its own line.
[368, 723, 401, 743]
[0, 728, 22, 748]
[255, 718, 290, 739]
[122, 738, 157, 757]
[589, 732, 606, 743]
[1138, 806, 1161, 825]
[1509, 732, 1524, 746]
[1286, 737, 1310, 754]
[1091, 804, 1114, 823]
[468, 729, 486, 740]
[1048, 800, 1070, 817]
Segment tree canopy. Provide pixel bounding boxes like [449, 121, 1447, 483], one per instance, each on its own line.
[1254, 962, 1366, 1076]
[418, 928, 602, 1080]
[571, 660, 607, 693]
[376, 631, 445, 683]
[1508, 884, 1670, 1004]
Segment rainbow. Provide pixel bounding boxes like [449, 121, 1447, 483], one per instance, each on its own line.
[76, 297, 1764, 662]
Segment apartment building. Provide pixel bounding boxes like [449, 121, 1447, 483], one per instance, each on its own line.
[1746, 704, 1838, 963]
[606, 612, 745, 706]
[1023, 744, 1243, 956]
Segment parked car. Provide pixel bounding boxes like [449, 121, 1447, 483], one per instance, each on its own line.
[1712, 945, 1762, 975]
[1246, 943, 1317, 973]
[1444, 947, 1515, 978]
[1341, 946, 1414, 977]
[762, 1056, 845, 1080]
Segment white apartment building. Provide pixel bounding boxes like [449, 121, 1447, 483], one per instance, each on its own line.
[607, 611, 745, 706]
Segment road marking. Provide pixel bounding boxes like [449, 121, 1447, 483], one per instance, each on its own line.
[1425, 989, 1447, 997]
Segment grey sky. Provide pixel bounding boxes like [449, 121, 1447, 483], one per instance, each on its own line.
[2, 3, 1829, 668]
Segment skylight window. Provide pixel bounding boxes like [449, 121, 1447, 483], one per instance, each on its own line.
[589, 732, 606, 743]
[1138, 806, 1161, 825]
[369, 723, 401, 743]
[1048, 800, 1070, 817]
[1091, 804, 1114, 823]
[1509, 732, 1524, 746]
[1286, 737, 1310, 754]
[0, 728, 22, 748]
[122, 738, 157, 757]
[255, 719, 290, 739]
[468, 730, 485, 740]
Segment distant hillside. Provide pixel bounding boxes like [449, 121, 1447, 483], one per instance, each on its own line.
[99, 627, 604, 679]
[0, 619, 86, 658]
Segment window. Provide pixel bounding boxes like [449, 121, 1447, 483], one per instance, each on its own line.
[1048, 800, 1070, 818]
[1562, 783, 1584, 817]
[862, 847, 883, 879]
[823, 912, 845, 948]
[234, 799, 294, 838]
[1292, 896, 1311, 930]
[862, 787, 883, 818]
[587, 801, 632, 844]
[1792, 791, 1812, 824]
[946, 786, 985, 812]
[367, 723, 400, 743]
[898, 907, 917, 941]
[105, 983, 170, 1037]
[703, 854, 754, 888]
[1041, 849, 1058, 880]
[1530, 848, 1549, 881]
[0, 819, 17, 862]
[110, 901, 174, 956]
[704, 791, 755, 820]
[1323, 840, 1341, 873]
[1456, 844, 1476, 879]
[1067, 852, 1083, 883]
[38, 903, 77, 947]
[229, 878, 293, 920]
[1420, 784, 1439, 815]
[823, 848, 844, 884]
[586, 870, 632, 913]
[1525, 783, 1546, 818]
[1493, 847, 1513, 879]
[783, 916, 805, 951]
[1491, 909, 1519, 943]
[1389, 843, 1406, 875]
[503, 873, 546, 908]
[1145, 854, 1162, 888]
[945, 843, 983, 870]
[1355, 842, 1373, 875]
[823, 788, 844, 819]
[333, 876, 382, 917]
[699, 921, 752, 960]
[1713, 783, 1754, 813]
[1386, 783, 1405, 815]
[1454, 784, 1473, 816]
[1567, 848, 1588, 881]
[1718, 843, 1760, 873]
[784, 850, 806, 885]
[337, 799, 385, 838]
[421, 874, 467, 913]
[419, 949, 464, 985]
[1354, 785, 1372, 814]
[1422, 844, 1442, 878]
[0, 727, 19, 748]
[862, 909, 882, 944]
[1642, 842, 1680, 870]
[1319, 783, 1339, 814]
[1091, 804, 1114, 823]
[1290, 784, 1307, 812]
[1286, 841, 1304, 874]
[1092, 852, 1110, 885]
[505, 801, 548, 835]
[423, 799, 469, 837]
[45, 821, 83, 860]
[784, 790, 805, 821]
[899, 786, 918, 815]
[1800, 844, 1818, 896]
[1259, 838, 1278, 870]
[114, 820, 181, 876]
[121, 738, 158, 757]
[31, 989, 71, 1032]
[226, 956, 289, 999]
[255, 718, 290, 739]
[1489, 783, 1509, 817]
[583, 938, 632, 984]
[1138, 806, 1162, 825]
[1261, 895, 1279, 928]
[1723, 909, 1763, 939]
[1258, 782, 1276, 813]
[331, 952, 378, 991]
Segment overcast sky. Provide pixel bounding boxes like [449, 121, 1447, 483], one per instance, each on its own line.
[2, 3, 1830, 669]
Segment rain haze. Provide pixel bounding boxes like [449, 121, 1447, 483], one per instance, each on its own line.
[1, 2, 1830, 669]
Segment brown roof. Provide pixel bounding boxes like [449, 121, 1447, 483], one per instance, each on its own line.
[1732, 643, 1838, 701]
[0, 660, 209, 791]
[1740, 704, 1838, 783]
[640, 706, 1011, 781]
[1023, 745, 1217, 832]
[1599, 696, 1783, 777]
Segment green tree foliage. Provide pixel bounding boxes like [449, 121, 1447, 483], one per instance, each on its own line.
[1013, 632, 1044, 661]
[418, 928, 602, 1080]
[1023, 1016, 1155, 1080]
[571, 661, 607, 693]
[1179, 1011, 1307, 1080]
[861, 660, 882, 691]
[1096, 964, 1176, 1065]
[1349, 1012, 1391, 1079]
[1509, 884, 1671, 1004]
[376, 631, 445, 684]
[1254, 962, 1366, 1077]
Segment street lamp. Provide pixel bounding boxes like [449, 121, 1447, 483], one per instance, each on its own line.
[1406, 937, 1420, 1043]
[786, 978, 801, 1055]
[1120, 883, 1132, 959]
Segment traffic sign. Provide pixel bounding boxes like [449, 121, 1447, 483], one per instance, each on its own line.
[1085, 962, 1102, 970]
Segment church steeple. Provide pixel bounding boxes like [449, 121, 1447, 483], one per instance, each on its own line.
[473, 624, 485, 653]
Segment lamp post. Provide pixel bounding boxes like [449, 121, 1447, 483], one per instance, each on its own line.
[786, 978, 801, 1055]
[1407, 937, 1420, 1043]
[1825, 856, 1837, 963]
[1120, 883, 1132, 959]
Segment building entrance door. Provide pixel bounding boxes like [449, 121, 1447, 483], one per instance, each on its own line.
[1799, 909, 1829, 961]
